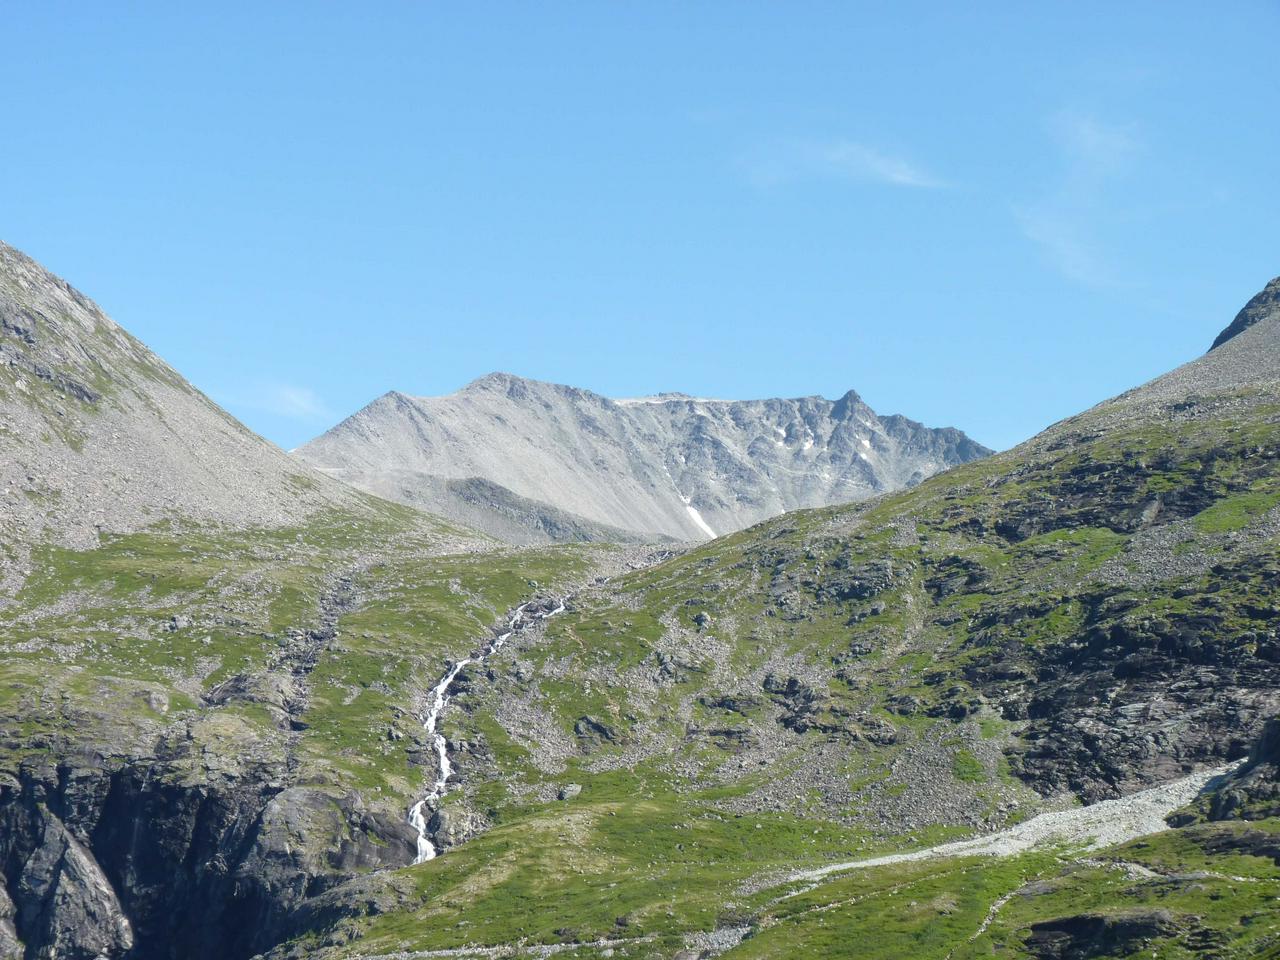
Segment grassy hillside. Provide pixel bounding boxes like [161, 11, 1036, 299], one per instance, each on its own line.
[0, 499, 632, 959]
[259, 331, 1280, 957]
[2, 242, 1277, 959]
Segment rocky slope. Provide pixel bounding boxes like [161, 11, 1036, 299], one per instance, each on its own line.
[0, 243, 517, 959]
[294, 375, 991, 543]
[265, 277, 1280, 958]
[0, 245, 1276, 960]
[0, 241, 396, 599]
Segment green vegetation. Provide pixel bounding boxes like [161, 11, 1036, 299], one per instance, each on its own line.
[286, 389, 1280, 956]
[0, 509, 596, 798]
[952, 749, 985, 783]
[4, 366, 1279, 959]
[709, 819, 1280, 959]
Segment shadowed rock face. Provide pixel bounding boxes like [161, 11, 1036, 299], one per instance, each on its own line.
[0, 759, 415, 960]
[1210, 276, 1280, 350]
[1025, 910, 1183, 960]
[296, 377, 992, 543]
[1170, 716, 1280, 825]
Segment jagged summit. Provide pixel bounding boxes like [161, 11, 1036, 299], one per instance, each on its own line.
[296, 374, 991, 543]
[1210, 275, 1280, 350]
[460, 371, 545, 392]
[462, 372, 872, 409]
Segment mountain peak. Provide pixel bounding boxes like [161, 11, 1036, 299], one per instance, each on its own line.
[0, 240, 366, 554]
[831, 388, 866, 419]
[462, 371, 526, 391]
[296, 377, 990, 542]
[1210, 276, 1280, 351]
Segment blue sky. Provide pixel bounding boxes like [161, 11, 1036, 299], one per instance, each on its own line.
[3, 3, 1277, 451]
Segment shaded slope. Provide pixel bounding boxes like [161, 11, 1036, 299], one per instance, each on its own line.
[322, 470, 660, 546]
[1209, 274, 1280, 350]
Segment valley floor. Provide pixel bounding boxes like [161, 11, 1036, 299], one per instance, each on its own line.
[295, 762, 1278, 960]
[785, 761, 1240, 884]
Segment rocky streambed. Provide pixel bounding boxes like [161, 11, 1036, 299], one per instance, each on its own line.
[408, 596, 568, 862]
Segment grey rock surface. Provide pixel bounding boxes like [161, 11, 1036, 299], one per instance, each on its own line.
[1111, 277, 1280, 407]
[0, 883, 19, 960]
[425, 806, 489, 851]
[1210, 275, 1280, 350]
[296, 375, 991, 542]
[0, 240, 373, 591]
[14, 806, 134, 960]
[352, 472, 656, 545]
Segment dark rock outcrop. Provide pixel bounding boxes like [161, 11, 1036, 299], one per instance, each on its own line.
[1210, 276, 1280, 350]
[13, 807, 133, 960]
[574, 716, 618, 750]
[1004, 555, 1280, 801]
[426, 806, 490, 851]
[1169, 715, 1280, 824]
[0, 758, 415, 960]
[1024, 910, 1182, 960]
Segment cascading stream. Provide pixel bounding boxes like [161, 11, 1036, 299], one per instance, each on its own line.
[408, 597, 567, 862]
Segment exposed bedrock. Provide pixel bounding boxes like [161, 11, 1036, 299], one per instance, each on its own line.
[0, 758, 414, 960]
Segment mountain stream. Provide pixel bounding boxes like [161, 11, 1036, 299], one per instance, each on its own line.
[408, 597, 567, 862]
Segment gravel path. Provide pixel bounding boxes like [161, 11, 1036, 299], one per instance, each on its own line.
[786, 762, 1241, 886]
[354, 935, 651, 959]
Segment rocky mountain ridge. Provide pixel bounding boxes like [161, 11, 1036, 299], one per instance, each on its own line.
[295, 373, 991, 543]
[1209, 274, 1280, 350]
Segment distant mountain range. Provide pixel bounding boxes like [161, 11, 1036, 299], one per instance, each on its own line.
[294, 375, 991, 543]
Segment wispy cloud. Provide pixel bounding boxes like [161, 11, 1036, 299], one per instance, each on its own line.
[1016, 211, 1112, 287]
[262, 384, 331, 419]
[1051, 112, 1139, 174]
[218, 381, 333, 421]
[816, 142, 946, 188]
[1016, 111, 1141, 286]
[743, 139, 946, 190]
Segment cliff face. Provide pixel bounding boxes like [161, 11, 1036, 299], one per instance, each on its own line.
[0, 760, 411, 960]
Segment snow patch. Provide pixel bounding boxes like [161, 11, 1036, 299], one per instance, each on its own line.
[680, 495, 717, 538]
